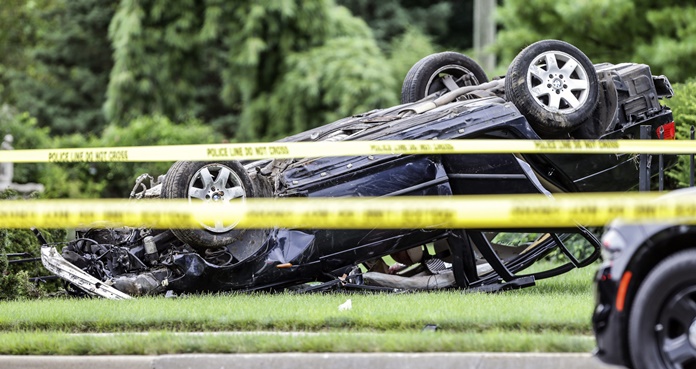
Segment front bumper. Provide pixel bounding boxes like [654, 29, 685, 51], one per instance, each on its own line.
[40, 245, 132, 300]
[592, 264, 630, 367]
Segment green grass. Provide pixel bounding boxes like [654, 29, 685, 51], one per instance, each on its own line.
[0, 330, 594, 355]
[0, 262, 598, 354]
[0, 290, 593, 333]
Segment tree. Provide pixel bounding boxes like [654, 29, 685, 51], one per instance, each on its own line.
[106, 0, 401, 141]
[2, 0, 116, 135]
[495, 0, 696, 82]
[0, 0, 55, 106]
[1, 0, 442, 142]
[337, 0, 475, 51]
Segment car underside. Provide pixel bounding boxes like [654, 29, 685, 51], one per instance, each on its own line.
[40, 40, 677, 298]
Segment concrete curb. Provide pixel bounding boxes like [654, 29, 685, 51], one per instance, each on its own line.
[0, 353, 622, 369]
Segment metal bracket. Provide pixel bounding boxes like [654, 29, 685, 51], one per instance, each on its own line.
[441, 75, 460, 92]
[470, 275, 535, 293]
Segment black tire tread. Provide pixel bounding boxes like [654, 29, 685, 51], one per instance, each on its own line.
[628, 248, 696, 369]
[504, 40, 599, 137]
[401, 51, 488, 104]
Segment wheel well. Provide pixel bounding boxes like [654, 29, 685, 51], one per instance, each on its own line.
[622, 228, 696, 362]
[621, 230, 696, 358]
[626, 232, 696, 307]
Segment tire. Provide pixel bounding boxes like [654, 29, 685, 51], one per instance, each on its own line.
[161, 161, 255, 250]
[505, 40, 599, 136]
[401, 51, 488, 104]
[628, 249, 696, 369]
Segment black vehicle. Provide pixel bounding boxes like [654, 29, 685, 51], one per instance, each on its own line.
[594, 189, 696, 369]
[40, 40, 676, 299]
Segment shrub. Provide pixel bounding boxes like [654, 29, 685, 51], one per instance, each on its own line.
[3, 110, 218, 199]
[0, 112, 216, 299]
[666, 81, 696, 187]
[65, 115, 219, 198]
[0, 105, 53, 187]
[0, 190, 66, 300]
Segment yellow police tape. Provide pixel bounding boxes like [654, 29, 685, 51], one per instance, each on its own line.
[2, 192, 695, 229]
[1, 139, 695, 163]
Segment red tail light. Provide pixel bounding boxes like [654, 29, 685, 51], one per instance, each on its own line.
[656, 122, 676, 140]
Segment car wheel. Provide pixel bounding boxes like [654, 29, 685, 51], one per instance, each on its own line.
[628, 249, 696, 369]
[505, 40, 599, 137]
[401, 51, 488, 103]
[161, 160, 255, 250]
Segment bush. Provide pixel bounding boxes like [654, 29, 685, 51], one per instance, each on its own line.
[0, 190, 67, 300]
[1, 105, 99, 198]
[666, 81, 696, 187]
[3, 111, 218, 199]
[1, 112, 217, 299]
[0, 105, 53, 187]
[44, 115, 219, 198]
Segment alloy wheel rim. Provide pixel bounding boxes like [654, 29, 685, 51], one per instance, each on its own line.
[187, 164, 246, 232]
[526, 50, 589, 114]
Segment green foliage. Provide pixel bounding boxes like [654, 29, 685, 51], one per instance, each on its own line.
[2, 0, 454, 142]
[107, 0, 330, 139]
[386, 28, 437, 90]
[107, 0, 224, 127]
[48, 115, 218, 199]
[0, 0, 57, 103]
[634, 6, 696, 82]
[491, 230, 601, 264]
[257, 37, 398, 139]
[491, 232, 540, 247]
[0, 106, 52, 186]
[496, 0, 635, 63]
[93, 115, 218, 198]
[338, 0, 474, 51]
[251, 8, 446, 140]
[495, 0, 696, 82]
[339, 0, 412, 46]
[0, 271, 40, 301]
[105, 0, 417, 141]
[666, 81, 696, 187]
[0, 106, 101, 198]
[0, 228, 8, 289]
[3, 0, 115, 135]
[3, 107, 216, 198]
[543, 231, 601, 264]
[0, 190, 67, 300]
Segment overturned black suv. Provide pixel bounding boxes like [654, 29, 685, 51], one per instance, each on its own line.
[40, 40, 677, 298]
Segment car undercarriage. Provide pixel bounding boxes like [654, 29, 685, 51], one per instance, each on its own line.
[39, 40, 676, 298]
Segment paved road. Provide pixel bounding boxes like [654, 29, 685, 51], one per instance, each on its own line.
[0, 353, 623, 369]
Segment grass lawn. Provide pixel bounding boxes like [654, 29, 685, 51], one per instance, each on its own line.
[0, 262, 598, 355]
